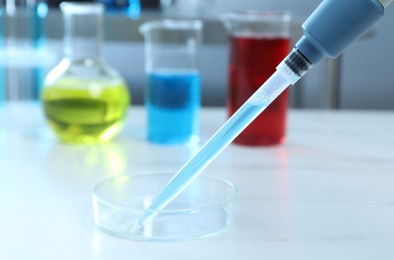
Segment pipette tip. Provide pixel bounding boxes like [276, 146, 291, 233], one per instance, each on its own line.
[129, 222, 142, 234]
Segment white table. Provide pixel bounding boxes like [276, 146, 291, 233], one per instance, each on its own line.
[1, 102, 394, 260]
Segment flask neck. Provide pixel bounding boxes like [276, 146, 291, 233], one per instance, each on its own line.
[62, 5, 103, 62]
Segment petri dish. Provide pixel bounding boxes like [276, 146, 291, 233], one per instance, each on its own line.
[92, 172, 237, 242]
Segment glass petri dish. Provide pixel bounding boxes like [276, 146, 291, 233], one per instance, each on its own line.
[92, 172, 237, 242]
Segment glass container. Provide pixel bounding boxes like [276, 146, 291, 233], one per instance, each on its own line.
[92, 172, 237, 241]
[222, 11, 291, 146]
[41, 2, 130, 144]
[139, 20, 202, 145]
[1, 0, 49, 101]
[95, 0, 140, 18]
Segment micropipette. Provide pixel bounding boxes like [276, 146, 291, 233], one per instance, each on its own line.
[130, 0, 392, 234]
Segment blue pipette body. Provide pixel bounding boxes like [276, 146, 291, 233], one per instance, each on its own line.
[130, 0, 392, 234]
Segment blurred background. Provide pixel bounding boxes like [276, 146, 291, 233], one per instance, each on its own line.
[1, 0, 394, 109]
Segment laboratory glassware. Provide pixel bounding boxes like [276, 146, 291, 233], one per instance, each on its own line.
[93, 172, 236, 241]
[95, 0, 140, 18]
[139, 20, 202, 145]
[1, 0, 49, 101]
[222, 11, 291, 146]
[41, 2, 130, 144]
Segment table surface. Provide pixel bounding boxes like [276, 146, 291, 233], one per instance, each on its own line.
[1, 102, 394, 260]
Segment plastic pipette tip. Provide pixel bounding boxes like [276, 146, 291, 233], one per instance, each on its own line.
[129, 222, 142, 235]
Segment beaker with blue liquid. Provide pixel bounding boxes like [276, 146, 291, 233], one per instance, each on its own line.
[95, 0, 140, 18]
[139, 20, 203, 145]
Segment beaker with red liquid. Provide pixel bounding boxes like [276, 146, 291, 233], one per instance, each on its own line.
[222, 12, 292, 146]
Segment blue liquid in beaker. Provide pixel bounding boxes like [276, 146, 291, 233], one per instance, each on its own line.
[146, 70, 200, 144]
[97, 0, 140, 18]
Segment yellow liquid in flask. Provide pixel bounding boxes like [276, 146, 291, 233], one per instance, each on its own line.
[42, 78, 130, 144]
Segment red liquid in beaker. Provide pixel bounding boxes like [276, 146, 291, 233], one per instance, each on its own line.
[228, 36, 291, 146]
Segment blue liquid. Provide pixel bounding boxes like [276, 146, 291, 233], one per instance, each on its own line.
[146, 70, 200, 144]
[96, 0, 140, 18]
